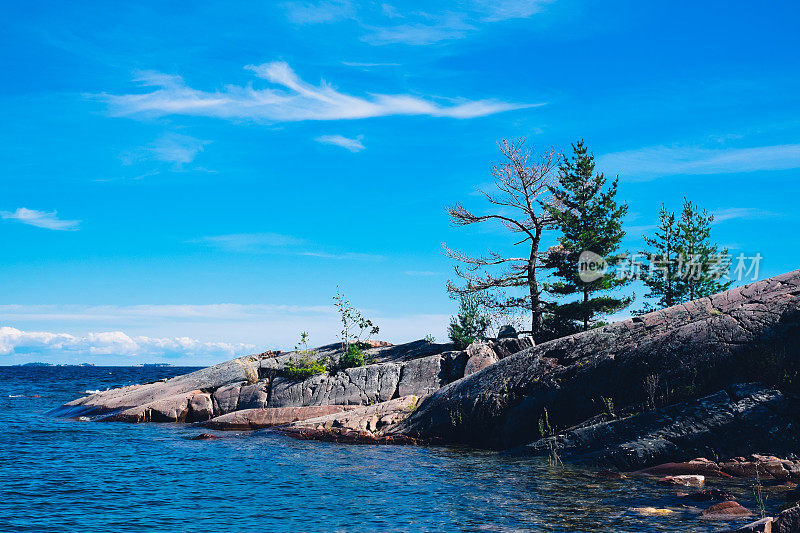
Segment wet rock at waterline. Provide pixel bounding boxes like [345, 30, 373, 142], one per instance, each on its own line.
[202, 405, 359, 431]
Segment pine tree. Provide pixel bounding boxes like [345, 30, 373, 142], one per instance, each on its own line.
[448, 293, 490, 349]
[639, 204, 680, 311]
[674, 199, 732, 300]
[543, 140, 632, 335]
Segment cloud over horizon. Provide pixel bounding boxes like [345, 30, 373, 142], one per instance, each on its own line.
[100, 61, 532, 123]
[0, 304, 450, 363]
[0, 326, 256, 360]
[0, 208, 81, 231]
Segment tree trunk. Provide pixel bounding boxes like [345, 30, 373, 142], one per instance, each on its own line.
[583, 286, 589, 331]
[528, 233, 542, 336]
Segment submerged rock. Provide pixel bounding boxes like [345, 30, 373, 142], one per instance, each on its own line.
[190, 433, 221, 440]
[658, 475, 705, 487]
[631, 507, 674, 517]
[595, 469, 626, 480]
[702, 501, 753, 519]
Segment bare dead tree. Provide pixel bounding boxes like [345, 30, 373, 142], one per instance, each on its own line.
[444, 139, 559, 337]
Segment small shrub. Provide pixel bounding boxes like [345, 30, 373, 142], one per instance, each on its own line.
[424, 334, 436, 344]
[283, 332, 327, 380]
[333, 288, 380, 368]
[407, 397, 419, 412]
[337, 344, 366, 370]
[283, 356, 327, 381]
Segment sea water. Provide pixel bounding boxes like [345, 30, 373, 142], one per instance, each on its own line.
[0, 365, 771, 532]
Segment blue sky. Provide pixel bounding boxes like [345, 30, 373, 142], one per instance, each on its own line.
[1, 0, 799, 364]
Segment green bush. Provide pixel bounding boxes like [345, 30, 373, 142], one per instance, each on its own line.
[337, 344, 367, 370]
[283, 356, 327, 381]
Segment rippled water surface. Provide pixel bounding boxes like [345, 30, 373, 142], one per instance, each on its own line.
[0, 366, 780, 532]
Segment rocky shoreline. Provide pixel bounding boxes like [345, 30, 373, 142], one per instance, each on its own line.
[50, 269, 800, 532]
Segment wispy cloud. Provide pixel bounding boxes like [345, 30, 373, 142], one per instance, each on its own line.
[282, 0, 355, 24]
[191, 232, 384, 260]
[474, 0, 553, 22]
[404, 270, 441, 276]
[0, 326, 255, 359]
[341, 61, 401, 67]
[100, 61, 532, 122]
[191, 233, 306, 253]
[316, 134, 365, 152]
[711, 207, 782, 224]
[597, 143, 800, 181]
[150, 133, 209, 166]
[0, 208, 80, 231]
[120, 133, 210, 173]
[363, 13, 474, 45]
[299, 251, 385, 260]
[282, 1, 554, 44]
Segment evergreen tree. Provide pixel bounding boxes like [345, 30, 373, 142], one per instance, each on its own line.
[639, 204, 680, 311]
[674, 199, 732, 300]
[543, 140, 632, 334]
[639, 199, 732, 310]
[448, 293, 490, 349]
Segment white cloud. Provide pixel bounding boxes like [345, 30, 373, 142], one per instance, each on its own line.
[120, 133, 209, 171]
[283, 0, 355, 24]
[0, 326, 256, 359]
[191, 232, 384, 259]
[711, 207, 782, 224]
[316, 134, 365, 152]
[597, 143, 800, 181]
[101, 61, 531, 122]
[341, 61, 401, 67]
[191, 232, 307, 253]
[0, 304, 451, 363]
[283, 1, 554, 44]
[474, 0, 553, 22]
[363, 13, 474, 45]
[298, 251, 385, 260]
[150, 133, 209, 165]
[0, 208, 80, 231]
